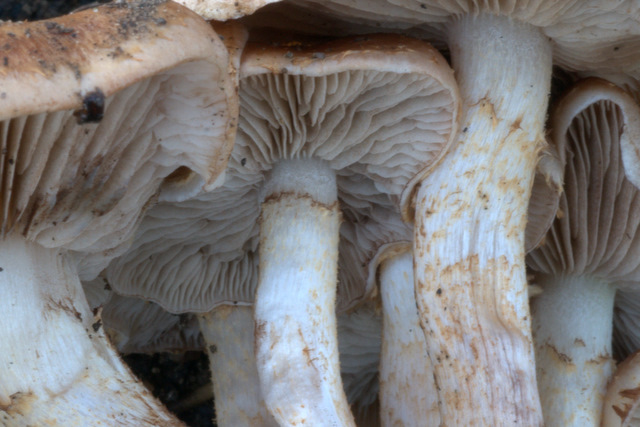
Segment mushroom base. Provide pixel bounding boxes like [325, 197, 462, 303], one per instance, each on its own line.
[0, 234, 179, 425]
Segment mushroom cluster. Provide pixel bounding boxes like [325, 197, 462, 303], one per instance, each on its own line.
[2, 0, 640, 426]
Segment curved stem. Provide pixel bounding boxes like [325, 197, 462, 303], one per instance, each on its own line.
[199, 306, 277, 427]
[379, 247, 439, 426]
[0, 234, 180, 425]
[532, 274, 616, 426]
[254, 159, 355, 426]
[413, 14, 550, 425]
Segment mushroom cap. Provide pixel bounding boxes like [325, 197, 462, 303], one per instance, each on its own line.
[239, 33, 459, 220]
[282, 0, 640, 73]
[526, 141, 565, 252]
[613, 289, 640, 361]
[527, 77, 640, 282]
[102, 294, 204, 354]
[338, 192, 411, 311]
[337, 300, 381, 420]
[173, 0, 281, 20]
[0, 1, 238, 278]
[107, 33, 459, 313]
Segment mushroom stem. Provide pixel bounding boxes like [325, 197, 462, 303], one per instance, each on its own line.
[379, 246, 439, 426]
[413, 14, 549, 425]
[532, 274, 616, 426]
[0, 234, 179, 425]
[254, 158, 354, 426]
[199, 306, 277, 427]
[602, 349, 640, 426]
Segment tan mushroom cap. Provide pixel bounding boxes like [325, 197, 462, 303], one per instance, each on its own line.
[107, 33, 459, 313]
[174, 0, 281, 20]
[0, 1, 238, 277]
[286, 0, 640, 73]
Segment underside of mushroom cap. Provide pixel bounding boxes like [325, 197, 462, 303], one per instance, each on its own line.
[614, 289, 640, 361]
[106, 155, 261, 313]
[101, 293, 204, 354]
[527, 77, 640, 426]
[107, 33, 458, 313]
[0, 1, 237, 278]
[338, 192, 411, 311]
[281, 0, 640, 73]
[337, 301, 382, 423]
[526, 141, 565, 252]
[528, 78, 640, 279]
[239, 33, 459, 220]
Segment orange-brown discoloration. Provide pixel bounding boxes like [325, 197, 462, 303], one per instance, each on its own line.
[545, 343, 574, 365]
[612, 403, 632, 420]
[619, 386, 640, 400]
[0, 0, 221, 120]
[262, 191, 339, 213]
[0, 392, 36, 416]
[0, 1, 179, 82]
[44, 296, 82, 322]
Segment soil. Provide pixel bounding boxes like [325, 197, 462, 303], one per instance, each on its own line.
[0, 0, 107, 21]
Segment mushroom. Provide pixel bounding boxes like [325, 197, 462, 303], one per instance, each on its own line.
[101, 294, 204, 355]
[199, 304, 278, 426]
[108, 33, 459, 426]
[336, 301, 382, 427]
[527, 77, 640, 426]
[602, 349, 640, 426]
[336, 166, 560, 425]
[0, 2, 236, 423]
[255, 2, 640, 423]
[614, 289, 640, 361]
[338, 196, 438, 426]
[173, 0, 281, 20]
[243, 34, 457, 426]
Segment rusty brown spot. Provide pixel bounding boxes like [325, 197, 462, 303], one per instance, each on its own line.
[254, 320, 266, 349]
[612, 403, 632, 420]
[619, 386, 640, 400]
[44, 297, 82, 322]
[545, 343, 573, 364]
[262, 191, 339, 212]
[0, 392, 35, 415]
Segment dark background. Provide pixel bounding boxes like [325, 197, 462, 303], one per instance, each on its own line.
[0, 0, 107, 21]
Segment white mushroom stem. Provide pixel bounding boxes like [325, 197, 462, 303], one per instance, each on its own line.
[0, 234, 179, 425]
[413, 14, 550, 425]
[602, 349, 640, 427]
[532, 274, 616, 426]
[378, 246, 439, 426]
[199, 306, 277, 427]
[254, 158, 354, 426]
